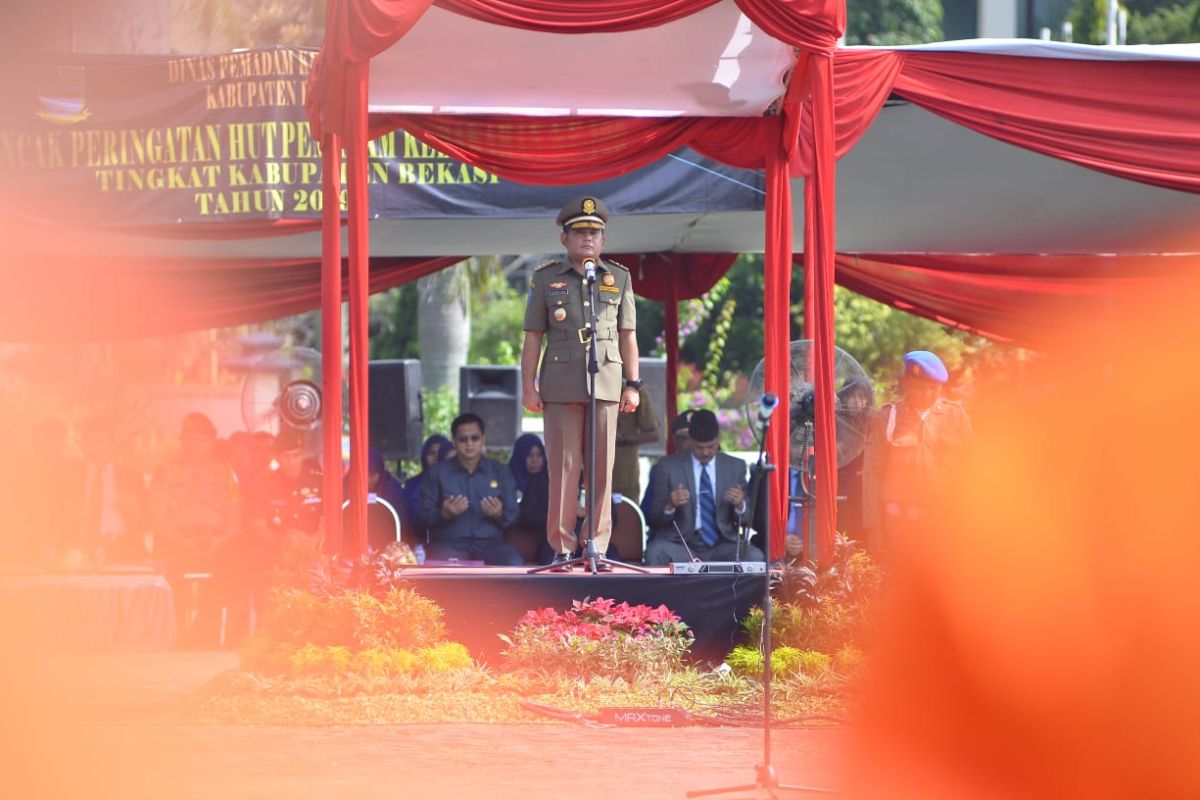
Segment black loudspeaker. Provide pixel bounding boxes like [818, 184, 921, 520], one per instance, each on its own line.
[368, 360, 424, 460]
[459, 365, 522, 449]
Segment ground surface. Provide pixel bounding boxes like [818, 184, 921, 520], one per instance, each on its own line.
[12, 652, 850, 799]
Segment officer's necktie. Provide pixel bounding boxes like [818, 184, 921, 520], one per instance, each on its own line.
[699, 465, 719, 547]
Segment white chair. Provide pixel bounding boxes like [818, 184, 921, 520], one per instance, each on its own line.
[341, 494, 403, 551]
[610, 493, 648, 563]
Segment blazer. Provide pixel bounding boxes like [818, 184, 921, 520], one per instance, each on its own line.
[646, 450, 746, 548]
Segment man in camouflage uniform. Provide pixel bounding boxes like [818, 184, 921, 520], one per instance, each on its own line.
[521, 196, 642, 570]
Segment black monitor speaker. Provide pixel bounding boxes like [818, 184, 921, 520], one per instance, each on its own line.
[460, 365, 522, 449]
[368, 359, 424, 460]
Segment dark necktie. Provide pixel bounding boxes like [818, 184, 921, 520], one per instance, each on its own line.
[699, 465, 719, 547]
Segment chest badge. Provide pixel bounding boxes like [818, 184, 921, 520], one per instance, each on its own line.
[553, 307, 567, 322]
[549, 281, 567, 289]
[602, 273, 615, 286]
[489, 479, 499, 488]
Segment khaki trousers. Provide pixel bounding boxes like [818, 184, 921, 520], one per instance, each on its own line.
[543, 400, 619, 555]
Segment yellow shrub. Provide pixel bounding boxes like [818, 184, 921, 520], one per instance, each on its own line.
[416, 642, 473, 673]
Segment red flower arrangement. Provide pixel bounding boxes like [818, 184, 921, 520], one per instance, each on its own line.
[501, 597, 693, 678]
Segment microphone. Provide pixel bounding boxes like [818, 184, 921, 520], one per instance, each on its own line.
[582, 257, 597, 284]
[757, 392, 779, 425]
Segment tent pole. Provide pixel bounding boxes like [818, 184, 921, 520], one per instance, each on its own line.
[808, 55, 839, 566]
[345, 63, 370, 558]
[803, 177, 816, 341]
[764, 117, 793, 562]
[320, 132, 344, 555]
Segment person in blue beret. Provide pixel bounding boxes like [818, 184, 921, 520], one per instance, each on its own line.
[862, 350, 972, 556]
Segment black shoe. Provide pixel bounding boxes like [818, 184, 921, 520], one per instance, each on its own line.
[548, 553, 572, 572]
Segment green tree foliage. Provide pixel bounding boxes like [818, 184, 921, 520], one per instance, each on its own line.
[831, 287, 979, 397]
[637, 254, 983, 404]
[370, 283, 420, 360]
[1068, 0, 1200, 43]
[1127, 1, 1200, 42]
[845, 0, 944, 45]
[1067, 0, 1111, 43]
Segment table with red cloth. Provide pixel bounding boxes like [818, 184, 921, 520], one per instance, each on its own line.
[0, 570, 176, 652]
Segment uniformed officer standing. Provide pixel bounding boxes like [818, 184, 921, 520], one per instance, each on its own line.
[862, 350, 972, 557]
[521, 196, 642, 570]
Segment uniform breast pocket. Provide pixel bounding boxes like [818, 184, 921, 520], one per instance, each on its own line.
[545, 343, 572, 365]
[603, 340, 623, 365]
[599, 295, 621, 324]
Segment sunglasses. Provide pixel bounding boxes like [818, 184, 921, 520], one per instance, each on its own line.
[456, 434, 482, 443]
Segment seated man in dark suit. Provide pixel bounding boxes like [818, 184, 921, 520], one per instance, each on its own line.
[419, 413, 523, 566]
[640, 410, 694, 519]
[644, 410, 765, 565]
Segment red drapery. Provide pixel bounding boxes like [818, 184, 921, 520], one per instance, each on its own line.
[321, 134, 346, 555]
[616, 252, 737, 454]
[792, 49, 1200, 195]
[615, 252, 737, 303]
[345, 62, 372, 557]
[802, 56, 838, 564]
[831, 252, 1200, 348]
[0, 254, 461, 343]
[309, 0, 843, 139]
[894, 52, 1200, 195]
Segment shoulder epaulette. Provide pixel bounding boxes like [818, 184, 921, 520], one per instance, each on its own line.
[534, 259, 561, 272]
[605, 258, 630, 273]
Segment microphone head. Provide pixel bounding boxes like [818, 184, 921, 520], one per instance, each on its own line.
[581, 257, 597, 282]
[757, 392, 780, 424]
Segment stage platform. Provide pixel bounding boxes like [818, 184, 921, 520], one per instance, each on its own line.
[399, 566, 763, 664]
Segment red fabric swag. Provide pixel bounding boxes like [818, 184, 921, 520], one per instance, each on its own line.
[832, 252, 1200, 349]
[893, 52, 1200, 194]
[437, 0, 720, 31]
[795, 49, 902, 175]
[613, 252, 737, 303]
[0, 255, 461, 343]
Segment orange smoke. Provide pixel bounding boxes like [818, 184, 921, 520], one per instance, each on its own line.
[846, 275, 1200, 797]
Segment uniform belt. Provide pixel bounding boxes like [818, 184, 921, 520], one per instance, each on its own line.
[549, 328, 617, 343]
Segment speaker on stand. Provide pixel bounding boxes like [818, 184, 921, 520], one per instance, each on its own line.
[459, 365, 522, 449]
[368, 359, 424, 460]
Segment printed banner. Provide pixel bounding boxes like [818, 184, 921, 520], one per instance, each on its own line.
[0, 48, 765, 227]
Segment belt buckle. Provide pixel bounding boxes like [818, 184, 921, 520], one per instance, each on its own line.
[577, 327, 592, 344]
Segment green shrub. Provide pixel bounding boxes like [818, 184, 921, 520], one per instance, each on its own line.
[726, 645, 830, 678]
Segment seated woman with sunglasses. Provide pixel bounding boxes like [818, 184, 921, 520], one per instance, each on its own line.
[418, 413, 523, 566]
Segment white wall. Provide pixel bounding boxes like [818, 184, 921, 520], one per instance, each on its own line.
[978, 0, 1019, 37]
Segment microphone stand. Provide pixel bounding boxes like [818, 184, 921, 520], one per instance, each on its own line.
[688, 412, 836, 799]
[529, 259, 647, 576]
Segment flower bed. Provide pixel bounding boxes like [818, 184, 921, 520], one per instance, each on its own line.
[500, 597, 694, 680]
[185, 541, 876, 725]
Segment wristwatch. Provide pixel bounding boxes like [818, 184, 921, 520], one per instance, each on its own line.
[624, 379, 644, 390]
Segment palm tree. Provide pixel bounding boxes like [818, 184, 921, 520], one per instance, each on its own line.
[416, 264, 471, 396]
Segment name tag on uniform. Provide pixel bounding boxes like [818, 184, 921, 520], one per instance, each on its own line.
[598, 285, 621, 294]
[548, 289, 568, 297]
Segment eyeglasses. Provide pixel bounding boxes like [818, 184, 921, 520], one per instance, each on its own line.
[456, 434, 482, 443]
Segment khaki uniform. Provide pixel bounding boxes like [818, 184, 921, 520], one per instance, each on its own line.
[613, 386, 658, 500]
[862, 397, 972, 550]
[524, 257, 636, 554]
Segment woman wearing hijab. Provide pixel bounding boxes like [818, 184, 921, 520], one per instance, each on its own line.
[403, 434, 453, 544]
[506, 434, 550, 563]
